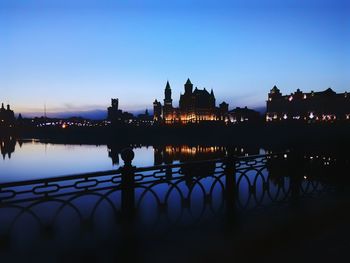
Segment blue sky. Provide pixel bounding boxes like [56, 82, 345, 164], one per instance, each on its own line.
[0, 0, 349, 117]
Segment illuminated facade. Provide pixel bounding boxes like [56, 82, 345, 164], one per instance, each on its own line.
[266, 86, 350, 122]
[153, 79, 229, 124]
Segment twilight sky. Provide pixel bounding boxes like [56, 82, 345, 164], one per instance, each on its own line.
[0, 0, 349, 117]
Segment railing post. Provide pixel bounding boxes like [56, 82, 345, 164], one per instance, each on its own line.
[224, 155, 237, 228]
[119, 148, 139, 262]
[120, 148, 136, 223]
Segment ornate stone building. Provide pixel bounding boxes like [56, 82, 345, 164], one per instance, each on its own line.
[266, 86, 350, 122]
[153, 79, 229, 124]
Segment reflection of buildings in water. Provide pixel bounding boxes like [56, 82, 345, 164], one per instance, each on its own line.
[265, 152, 349, 187]
[265, 156, 293, 186]
[181, 161, 217, 188]
[154, 145, 227, 165]
[154, 145, 260, 165]
[107, 143, 124, 165]
[0, 136, 16, 160]
[107, 143, 145, 166]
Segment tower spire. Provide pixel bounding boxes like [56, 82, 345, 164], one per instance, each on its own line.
[184, 78, 193, 94]
[165, 80, 171, 89]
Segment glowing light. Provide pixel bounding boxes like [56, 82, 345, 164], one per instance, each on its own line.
[62, 123, 67, 129]
[309, 112, 314, 119]
[289, 96, 293, 101]
[283, 114, 287, 120]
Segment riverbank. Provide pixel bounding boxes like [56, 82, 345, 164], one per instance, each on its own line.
[2, 123, 350, 151]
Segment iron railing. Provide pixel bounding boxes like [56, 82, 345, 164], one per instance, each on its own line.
[0, 150, 331, 251]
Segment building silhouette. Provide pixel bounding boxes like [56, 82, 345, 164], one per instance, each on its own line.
[0, 103, 15, 127]
[107, 98, 134, 124]
[266, 86, 350, 122]
[107, 98, 122, 122]
[228, 106, 261, 123]
[153, 79, 229, 124]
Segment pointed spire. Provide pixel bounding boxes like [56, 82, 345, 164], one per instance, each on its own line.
[210, 89, 214, 95]
[1, 103, 4, 109]
[185, 78, 192, 85]
[165, 80, 171, 89]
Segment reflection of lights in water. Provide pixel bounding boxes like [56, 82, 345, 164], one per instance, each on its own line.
[165, 145, 222, 156]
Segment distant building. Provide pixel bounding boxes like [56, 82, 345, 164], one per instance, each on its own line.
[0, 103, 15, 127]
[228, 107, 261, 123]
[107, 98, 134, 124]
[153, 79, 229, 124]
[266, 86, 350, 122]
[107, 98, 122, 122]
[135, 109, 153, 126]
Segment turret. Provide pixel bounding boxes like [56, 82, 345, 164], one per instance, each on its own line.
[219, 101, 229, 113]
[184, 78, 193, 94]
[153, 99, 162, 122]
[210, 89, 214, 96]
[268, 85, 282, 101]
[164, 81, 172, 106]
[111, 98, 119, 110]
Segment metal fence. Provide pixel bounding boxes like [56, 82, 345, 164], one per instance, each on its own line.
[0, 150, 329, 250]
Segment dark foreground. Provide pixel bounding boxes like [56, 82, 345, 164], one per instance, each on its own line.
[1, 150, 350, 263]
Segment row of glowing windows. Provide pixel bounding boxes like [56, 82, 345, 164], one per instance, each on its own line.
[165, 146, 225, 155]
[266, 113, 350, 121]
[269, 93, 348, 102]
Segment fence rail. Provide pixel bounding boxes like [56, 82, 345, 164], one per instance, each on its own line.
[0, 149, 331, 249]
